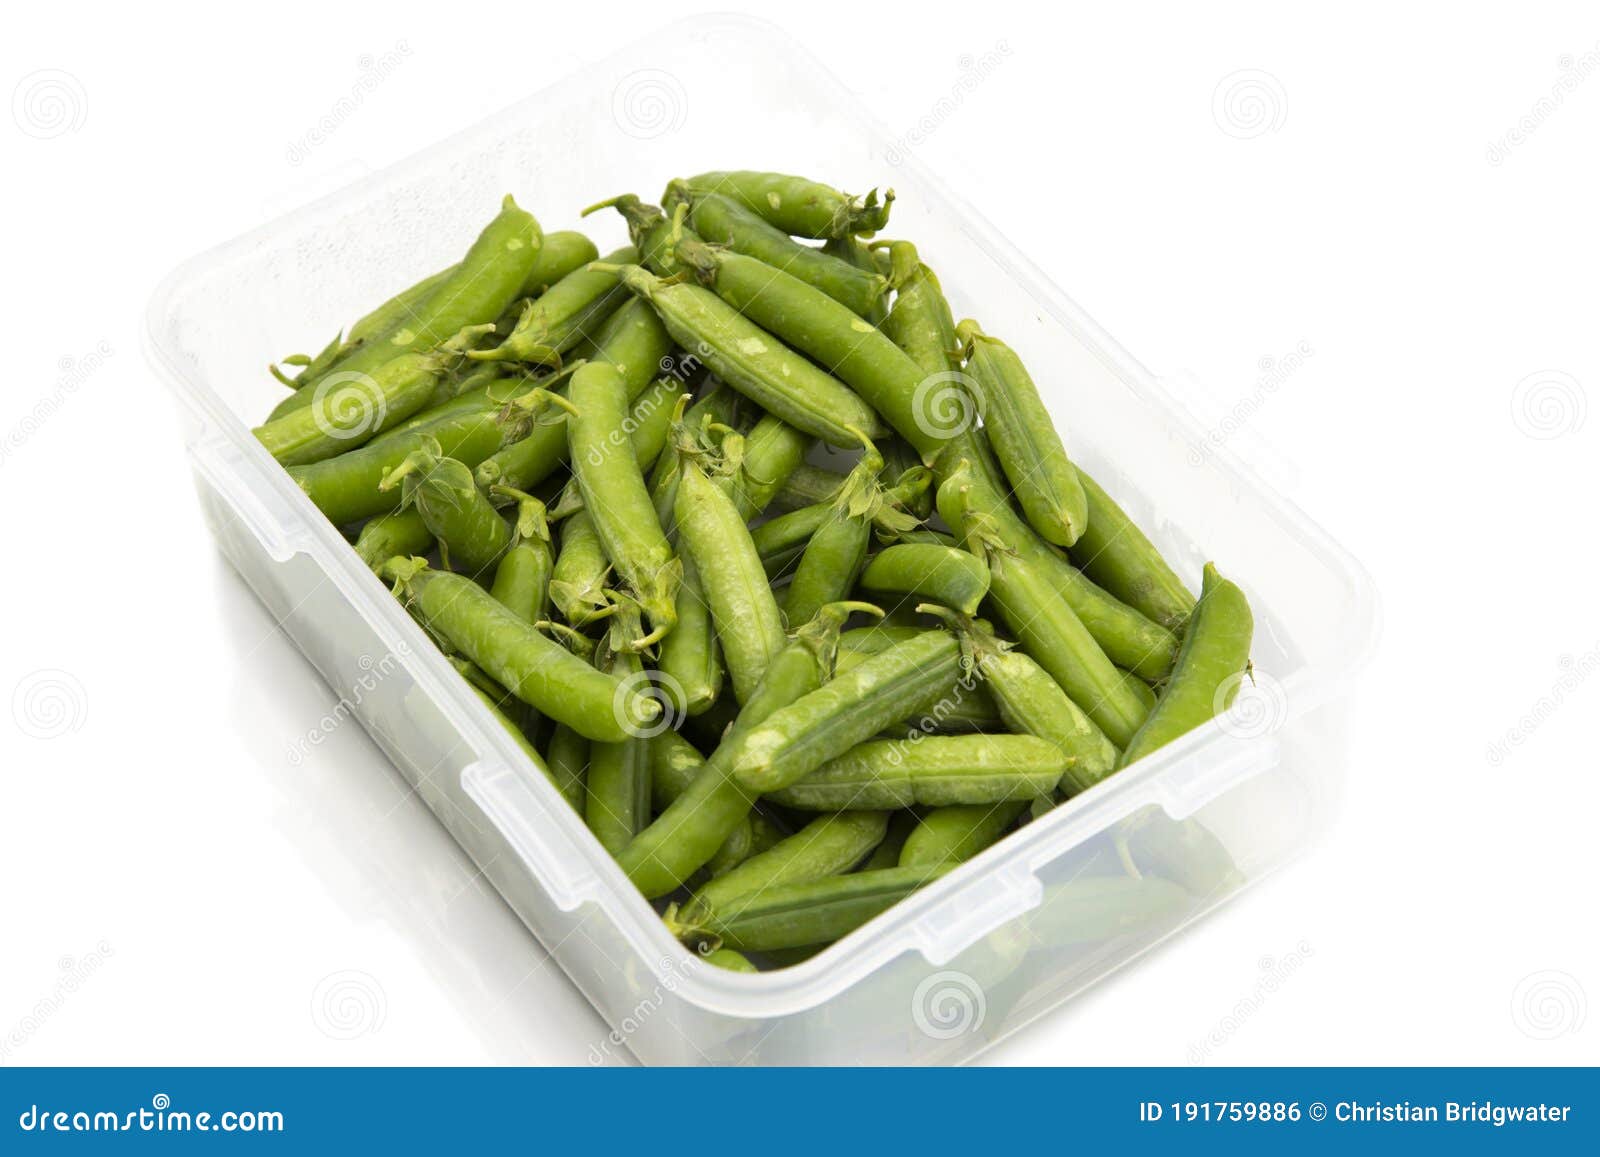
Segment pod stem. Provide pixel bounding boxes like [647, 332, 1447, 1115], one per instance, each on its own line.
[377, 438, 444, 494]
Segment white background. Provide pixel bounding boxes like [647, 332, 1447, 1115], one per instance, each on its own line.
[3, 0, 1596, 1066]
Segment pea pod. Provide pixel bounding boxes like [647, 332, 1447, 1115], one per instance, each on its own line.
[543, 723, 588, 814]
[779, 447, 889, 627]
[1118, 563, 1253, 767]
[671, 186, 886, 317]
[382, 448, 511, 578]
[675, 461, 786, 704]
[678, 241, 945, 461]
[724, 414, 812, 520]
[548, 508, 612, 626]
[352, 507, 434, 571]
[569, 361, 680, 645]
[687, 811, 889, 916]
[698, 947, 758, 973]
[769, 735, 1063, 811]
[615, 264, 884, 448]
[285, 195, 541, 407]
[617, 602, 868, 898]
[518, 230, 602, 298]
[585, 194, 691, 278]
[669, 866, 941, 953]
[342, 264, 456, 355]
[729, 630, 964, 794]
[936, 458, 1149, 746]
[832, 645, 1000, 734]
[859, 543, 990, 616]
[658, 555, 722, 715]
[941, 613, 1118, 794]
[270, 330, 344, 393]
[585, 621, 653, 854]
[488, 493, 554, 622]
[384, 559, 658, 743]
[822, 234, 890, 324]
[900, 801, 1029, 870]
[860, 811, 918, 872]
[645, 729, 757, 876]
[471, 246, 636, 366]
[956, 319, 1088, 547]
[675, 171, 892, 239]
[1069, 470, 1196, 630]
[1114, 806, 1244, 899]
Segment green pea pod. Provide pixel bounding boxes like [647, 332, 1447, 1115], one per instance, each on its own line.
[615, 264, 885, 448]
[487, 493, 554, 622]
[343, 264, 457, 354]
[658, 555, 723, 716]
[687, 811, 889, 917]
[385, 560, 658, 743]
[1119, 668, 1158, 714]
[585, 627, 653, 855]
[669, 866, 941, 953]
[860, 810, 918, 871]
[255, 348, 454, 465]
[617, 602, 868, 898]
[729, 630, 964, 794]
[383, 449, 510, 578]
[1119, 564, 1254, 767]
[543, 724, 588, 814]
[678, 241, 944, 461]
[645, 729, 756, 876]
[270, 330, 345, 393]
[859, 543, 990, 616]
[519, 230, 601, 297]
[1114, 806, 1244, 899]
[770, 462, 851, 512]
[769, 735, 1063, 811]
[675, 171, 892, 239]
[352, 507, 434, 571]
[936, 458, 1148, 747]
[675, 186, 886, 317]
[286, 195, 542, 405]
[698, 947, 758, 973]
[471, 246, 636, 365]
[832, 645, 1000, 734]
[943, 615, 1119, 795]
[289, 397, 526, 527]
[956, 319, 1088, 547]
[647, 387, 742, 534]
[569, 361, 680, 647]
[1069, 470, 1196, 630]
[779, 448, 887, 627]
[900, 801, 1029, 870]
[548, 508, 612, 627]
[725, 414, 812, 520]
[585, 194, 691, 278]
[675, 462, 786, 705]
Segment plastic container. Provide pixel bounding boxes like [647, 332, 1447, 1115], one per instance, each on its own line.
[145, 15, 1377, 1066]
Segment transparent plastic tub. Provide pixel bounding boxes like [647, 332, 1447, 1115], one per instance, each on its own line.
[145, 15, 1377, 1066]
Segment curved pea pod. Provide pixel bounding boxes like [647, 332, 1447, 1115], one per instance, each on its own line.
[675, 171, 892, 239]
[289, 396, 528, 527]
[859, 543, 990, 616]
[584, 630, 653, 855]
[615, 264, 885, 448]
[675, 461, 786, 704]
[379, 448, 511, 577]
[697, 947, 758, 973]
[384, 560, 658, 743]
[1069, 470, 1196, 630]
[956, 319, 1088, 547]
[617, 602, 868, 898]
[487, 493, 554, 622]
[471, 246, 636, 365]
[569, 361, 680, 645]
[519, 230, 601, 297]
[352, 507, 433, 571]
[585, 193, 692, 278]
[675, 186, 886, 317]
[689, 811, 889, 919]
[658, 555, 723, 716]
[944, 614, 1119, 795]
[729, 630, 965, 794]
[769, 735, 1062, 811]
[936, 459, 1148, 747]
[287, 195, 542, 404]
[548, 508, 612, 627]
[1118, 563, 1254, 768]
[900, 801, 1029, 871]
[543, 724, 588, 814]
[669, 866, 940, 953]
[254, 347, 457, 466]
[678, 241, 946, 462]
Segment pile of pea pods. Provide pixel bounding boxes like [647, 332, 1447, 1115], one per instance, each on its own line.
[253, 171, 1256, 973]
